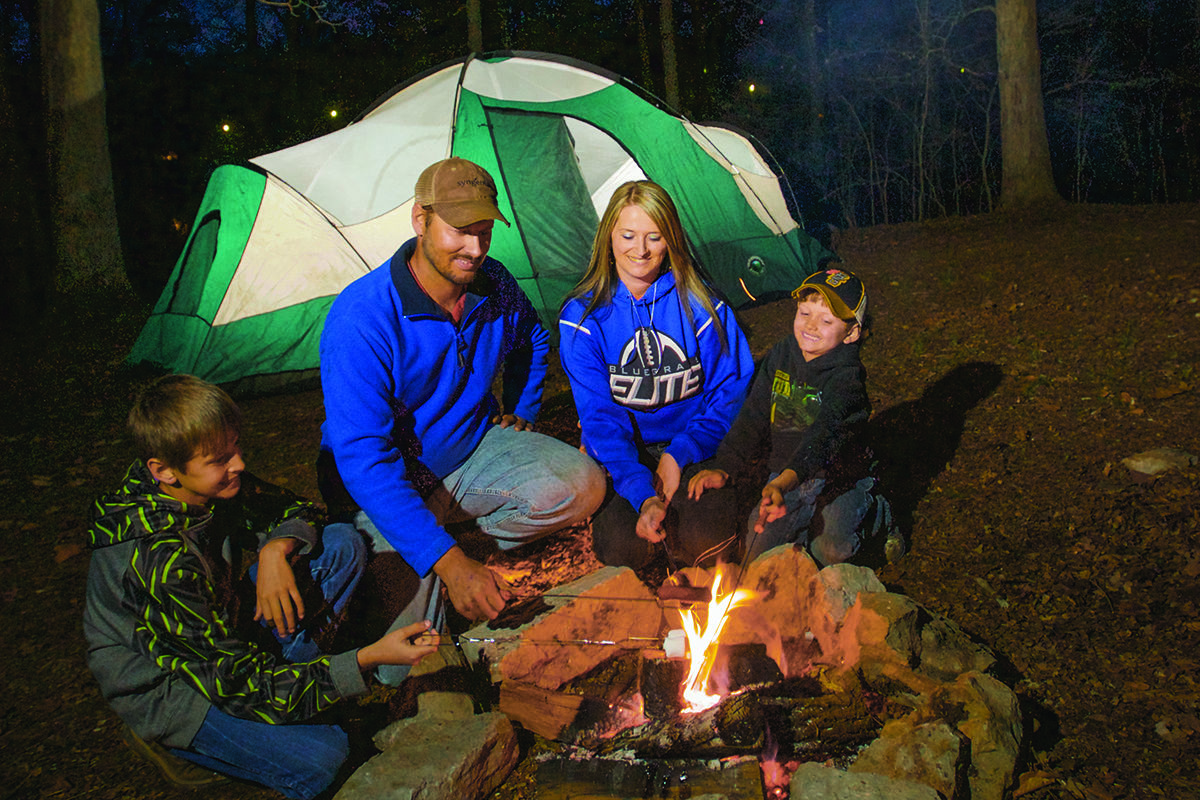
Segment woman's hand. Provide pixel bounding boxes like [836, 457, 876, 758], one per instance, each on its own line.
[687, 468, 728, 500]
[636, 496, 668, 543]
[654, 452, 683, 503]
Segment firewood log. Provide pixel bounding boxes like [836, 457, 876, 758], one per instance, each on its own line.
[583, 682, 880, 759]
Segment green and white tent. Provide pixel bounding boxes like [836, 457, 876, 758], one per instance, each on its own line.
[129, 51, 832, 390]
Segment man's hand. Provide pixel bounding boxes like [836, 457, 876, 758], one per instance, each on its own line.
[636, 496, 668, 543]
[434, 546, 512, 622]
[357, 620, 440, 671]
[654, 453, 682, 504]
[492, 414, 533, 431]
[255, 538, 304, 636]
[687, 468, 729, 501]
[754, 470, 799, 533]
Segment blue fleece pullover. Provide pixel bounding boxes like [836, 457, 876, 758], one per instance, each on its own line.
[320, 238, 548, 576]
[558, 270, 753, 512]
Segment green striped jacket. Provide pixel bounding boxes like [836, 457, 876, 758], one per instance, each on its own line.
[82, 461, 366, 747]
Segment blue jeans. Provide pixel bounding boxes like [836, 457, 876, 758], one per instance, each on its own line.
[251, 521, 368, 662]
[358, 424, 605, 685]
[745, 474, 894, 566]
[175, 707, 348, 799]
[171, 522, 366, 798]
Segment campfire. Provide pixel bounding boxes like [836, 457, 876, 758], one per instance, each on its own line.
[675, 564, 759, 714]
[340, 546, 1024, 800]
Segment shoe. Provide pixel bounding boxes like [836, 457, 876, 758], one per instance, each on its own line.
[884, 529, 907, 565]
[122, 724, 229, 789]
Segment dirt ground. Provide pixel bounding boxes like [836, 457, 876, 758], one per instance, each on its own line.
[1, 201, 1198, 800]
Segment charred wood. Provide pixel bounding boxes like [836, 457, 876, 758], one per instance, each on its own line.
[584, 681, 880, 760]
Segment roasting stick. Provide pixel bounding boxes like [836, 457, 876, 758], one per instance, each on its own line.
[444, 634, 665, 648]
[535, 587, 711, 605]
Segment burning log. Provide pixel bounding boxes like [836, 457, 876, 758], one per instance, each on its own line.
[583, 677, 880, 760]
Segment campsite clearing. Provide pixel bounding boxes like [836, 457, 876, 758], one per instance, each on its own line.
[1, 201, 1197, 800]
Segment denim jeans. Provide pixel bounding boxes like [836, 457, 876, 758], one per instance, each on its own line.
[171, 522, 366, 798]
[251, 521, 368, 662]
[745, 474, 895, 566]
[357, 424, 605, 685]
[175, 707, 348, 799]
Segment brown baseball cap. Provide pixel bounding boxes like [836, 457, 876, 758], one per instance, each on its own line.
[414, 158, 510, 228]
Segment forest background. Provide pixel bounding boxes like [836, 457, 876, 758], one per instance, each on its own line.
[1, 2, 1199, 799]
[2, 0, 1199, 307]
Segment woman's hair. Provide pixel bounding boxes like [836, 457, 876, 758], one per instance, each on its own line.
[128, 374, 243, 470]
[565, 180, 726, 345]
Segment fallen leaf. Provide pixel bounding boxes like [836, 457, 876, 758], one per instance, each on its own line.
[1014, 770, 1059, 797]
[54, 543, 83, 564]
[1151, 383, 1191, 400]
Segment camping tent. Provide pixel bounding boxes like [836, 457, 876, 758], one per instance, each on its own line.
[129, 51, 833, 390]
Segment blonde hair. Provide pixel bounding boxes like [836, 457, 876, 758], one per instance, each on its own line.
[128, 374, 242, 470]
[565, 180, 726, 346]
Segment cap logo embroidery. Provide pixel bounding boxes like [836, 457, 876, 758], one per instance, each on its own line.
[825, 270, 850, 288]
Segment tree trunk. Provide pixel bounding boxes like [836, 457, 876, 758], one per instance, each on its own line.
[659, 0, 679, 110]
[467, 0, 483, 53]
[800, 0, 822, 150]
[40, 0, 126, 292]
[996, 0, 1059, 206]
[245, 0, 258, 56]
[1, 55, 50, 329]
[636, 1, 652, 90]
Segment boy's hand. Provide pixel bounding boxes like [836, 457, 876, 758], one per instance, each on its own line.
[654, 453, 682, 504]
[687, 469, 729, 500]
[754, 470, 799, 533]
[637, 496, 668, 543]
[492, 413, 533, 431]
[255, 538, 304, 636]
[434, 546, 512, 622]
[357, 620, 440, 670]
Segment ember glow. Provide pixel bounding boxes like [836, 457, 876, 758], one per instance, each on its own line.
[676, 566, 757, 713]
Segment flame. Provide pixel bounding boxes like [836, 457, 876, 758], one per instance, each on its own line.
[759, 722, 796, 799]
[676, 565, 757, 713]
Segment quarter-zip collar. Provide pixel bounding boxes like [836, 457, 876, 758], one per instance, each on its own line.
[388, 238, 497, 325]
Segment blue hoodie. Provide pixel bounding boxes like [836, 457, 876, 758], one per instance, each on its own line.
[558, 270, 753, 512]
[320, 238, 548, 576]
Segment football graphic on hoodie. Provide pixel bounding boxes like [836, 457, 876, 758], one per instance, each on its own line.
[608, 327, 704, 410]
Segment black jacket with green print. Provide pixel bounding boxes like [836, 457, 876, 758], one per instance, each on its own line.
[711, 337, 873, 489]
[82, 460, 367, 748]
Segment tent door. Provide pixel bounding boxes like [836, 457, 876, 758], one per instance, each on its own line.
[486, 110, 599, 318]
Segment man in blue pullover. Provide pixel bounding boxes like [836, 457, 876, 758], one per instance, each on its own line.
[318, 158, 605, 684]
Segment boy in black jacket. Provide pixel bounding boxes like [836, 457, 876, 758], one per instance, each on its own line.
[688, 268, 898, 566]
[83, 374, 438, 798]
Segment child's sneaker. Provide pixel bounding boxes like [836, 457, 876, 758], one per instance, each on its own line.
[122, 724, 228, 789]
[885, 529, 907, 564]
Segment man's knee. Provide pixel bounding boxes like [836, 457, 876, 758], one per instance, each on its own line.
[531, 443, 605, 523]
[570, 457, 607, 521]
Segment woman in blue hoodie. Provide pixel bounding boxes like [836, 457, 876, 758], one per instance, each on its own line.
[558, 181, 754, 570]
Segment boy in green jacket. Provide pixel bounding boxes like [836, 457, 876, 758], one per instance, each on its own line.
[83, 374, 437, 798]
